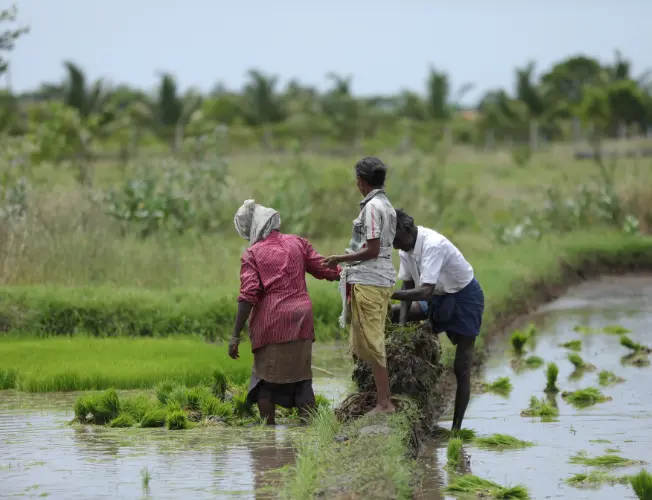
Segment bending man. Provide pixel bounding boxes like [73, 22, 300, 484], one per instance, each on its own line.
[390, 209, 484, 431]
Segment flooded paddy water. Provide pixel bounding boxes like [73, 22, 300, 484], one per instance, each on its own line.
[2, 277, 652, 499]
[0, 345, 351, 499]
[425, 276, 652, 499]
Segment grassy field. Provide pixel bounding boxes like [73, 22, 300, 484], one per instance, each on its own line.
[0, 336, 253, 392]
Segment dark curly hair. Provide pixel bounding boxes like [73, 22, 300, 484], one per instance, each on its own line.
[395, 208, 416, 233]
[355, 156, 387, 188]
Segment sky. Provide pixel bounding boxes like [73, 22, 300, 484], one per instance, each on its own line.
[8, 1, 652, 105]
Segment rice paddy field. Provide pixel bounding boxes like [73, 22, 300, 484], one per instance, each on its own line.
[3, 144, 652, 498]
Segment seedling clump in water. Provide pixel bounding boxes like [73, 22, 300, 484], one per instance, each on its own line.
[567, 353, 595, 371]
[510, 330, 529, 354]
[521, 395, 558, 420]
[598, 370, 625, 386]
[565, 471, 628, 489]
[446, 437, 463, 468]
[602, 324, 631, 335]
[630, 469, 652, 500]
[570, 451, 645, 468]
[434, 427, 476, 442]
[445, 474, 529, 499]
[545, 363, 559, 393]
[620, 335, 651, 353]
[482, 376, 513, 396]
[562, 387, 612, 408]
[560, 340, 582, 352]
[474, 433, 534, 450]
[524, 355, 544, 368]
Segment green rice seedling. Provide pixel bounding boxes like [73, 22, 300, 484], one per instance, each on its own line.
[315, 394, 331, 410]
[574, 325, 597, 334]
[211, 369, 229, 400]
[562, 387, 612, 408]
[474, 434, 534, 450]
[445, 474, 529, 499]
[108, 413, 135, 428]
[166, 409, 188, 430]
[446, 437, 463, 468]
[521, 395, 559, 419]
[605, 448, 621, 453]
[560, 340, 582, 352]
[166, 385, 189, 409]
[603, 325, 631, 335]
[433, 427, 476, 442]
[199, 395, 233, 419]
[0, 368, 18, 390]
[568, 353, 586, 369]
[622, 352, 651, 367]
[524, 323, 537, 337]
[621, 335, 650, 352]
[590, 439, 611, 444]
[140, 466, 151, 489]
[185, 386, 213, 411]
[93, 389, 121, 424]
[73, 393, 99, 420]
[524, 355, 544, 368]
[155, 380, 178, 405]
[482, 377, 513, 396]
[565, 471, 628, 489]
[121, 394, 157, 422]
[570, 451, 645, 468]
[630, 469, 652, 500]
[545, 363, 559, 393]
[140, 408, 167, 428]
[598, 370, 625, 386]
[510, 330, 529, 354]
[231, 388, 254, 418]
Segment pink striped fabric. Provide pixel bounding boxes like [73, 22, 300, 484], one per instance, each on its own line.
[238, 231, 340, 350]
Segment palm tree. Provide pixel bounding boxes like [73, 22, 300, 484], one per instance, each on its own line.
[152, 72, 202, 150]
[242, 69, 284, 126]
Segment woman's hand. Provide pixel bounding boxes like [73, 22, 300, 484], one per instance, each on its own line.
[322, 255, 342, 268]
[228, 337, 240, 360]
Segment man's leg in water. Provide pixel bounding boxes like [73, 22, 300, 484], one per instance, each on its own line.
[449, 333, 476, 431]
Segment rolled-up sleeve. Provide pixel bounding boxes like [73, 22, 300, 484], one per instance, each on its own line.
[237, 250, 263, 306]
[363, 201, 383, 240]
[303, 238, 340, 281]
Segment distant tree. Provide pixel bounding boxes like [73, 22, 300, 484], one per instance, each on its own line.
[0, 5, 29, 76]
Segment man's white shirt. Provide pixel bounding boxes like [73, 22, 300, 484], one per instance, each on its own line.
[398, 226, 474, 294]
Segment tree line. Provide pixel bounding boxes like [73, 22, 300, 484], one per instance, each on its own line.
[2, 5, 652, 156]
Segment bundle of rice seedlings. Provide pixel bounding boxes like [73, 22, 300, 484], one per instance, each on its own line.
[315, 394, 332, 410]
[94, 389, 121, 425]
[433, 427, 476, 442]
[121, 394, 157, 422]
[140, 408, 167, 428]
[482, 377, 513, 397]
[621, 336, 651, 353]
[524, 356, 544, 368]
[603, 325, 631, 335]
[630, 469, 652, 500]
[510, 330, 529, 355]
[200, 395, 234, 420]
[562, 387, 612, 408]
[545, 363, 559, 393]
[569, 451, 645, 468]
[73, 394, 99, 421]
[445, 474, 529, 499]
[574, 325, 597, 334]
[165, 385, 189, 410]
[166, 409, 188, 430]
[598, 370, 625, 386]
[565, 471, 628, 489]
[474, 434, 534, 450]
[521, 395, 558, 419]
[560, 340, 582, 352]
[446, 437, 463, 468]
[211, 369, 229, 400]
[231, 388, 254, 418]
[154, 380, 179, 405]
[568, 353, 587, 369]
[0, 368, 18, 390]
[108, 413, 136, 428]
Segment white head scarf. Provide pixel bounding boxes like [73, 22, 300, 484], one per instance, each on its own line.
[233, 199, 281, 246]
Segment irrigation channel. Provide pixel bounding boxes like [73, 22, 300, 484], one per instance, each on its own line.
[1, 276, 652, 499]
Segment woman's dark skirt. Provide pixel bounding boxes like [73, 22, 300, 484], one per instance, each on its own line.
[246, 338, 315, 409]
[426, 278, 485, 339]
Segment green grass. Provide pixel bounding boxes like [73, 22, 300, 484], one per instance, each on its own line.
[560, 340, 582, 351]
[562, 387, 612, 408]
[482, 377, 513, 397]
[545, 362, 559, 393]
[630, 469, 652, 500]
[447, 437, 464, 468]
[445, 474, 529, 499]
[565, 471, 629, 489]
[474, 434, 534, 450]
[521, 396, 559, 420]
[0, 336, 252, 392]
[598, 370, 625, 386]
[570, 451, 646, 468]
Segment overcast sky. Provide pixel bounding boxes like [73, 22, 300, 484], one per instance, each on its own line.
[9, 0, 652, 104]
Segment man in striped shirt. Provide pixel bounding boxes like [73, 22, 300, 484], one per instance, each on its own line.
[324, 157, 397, 415]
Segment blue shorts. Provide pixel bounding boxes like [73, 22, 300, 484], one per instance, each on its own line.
[418, 300, 430, 315]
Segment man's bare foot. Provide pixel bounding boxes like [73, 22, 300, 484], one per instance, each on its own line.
[366, 403, 396, 416]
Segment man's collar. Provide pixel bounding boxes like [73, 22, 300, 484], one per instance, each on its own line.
[359, 188, 384, 208]
[408, 227, 424, 256]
